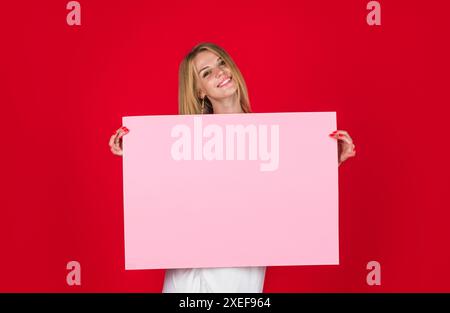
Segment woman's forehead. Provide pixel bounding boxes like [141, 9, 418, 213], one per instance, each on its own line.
[194, 51, 220, 71]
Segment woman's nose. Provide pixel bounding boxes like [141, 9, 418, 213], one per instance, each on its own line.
[214, 66, 225, 78]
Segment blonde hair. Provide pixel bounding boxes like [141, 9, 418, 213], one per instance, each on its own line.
[178, 42, 252, 115]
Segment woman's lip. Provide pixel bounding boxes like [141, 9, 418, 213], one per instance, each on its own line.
[217, 77, 232, 87]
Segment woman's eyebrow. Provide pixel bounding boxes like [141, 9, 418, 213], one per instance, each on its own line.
[198, 57, 222, 75]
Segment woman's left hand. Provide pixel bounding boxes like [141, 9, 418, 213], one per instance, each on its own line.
[329, 130, 356, 166]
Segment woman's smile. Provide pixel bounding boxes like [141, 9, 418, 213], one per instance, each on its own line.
[217, 76, 232, 88]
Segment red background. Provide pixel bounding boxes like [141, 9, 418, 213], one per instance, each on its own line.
[1, 0, 449, 292]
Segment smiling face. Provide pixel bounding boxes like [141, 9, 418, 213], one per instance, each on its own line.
[193, 50, 237, 102]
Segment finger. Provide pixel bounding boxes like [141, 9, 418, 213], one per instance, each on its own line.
[329, 130, 353, 142]
[335, 130, 352, 142]
[110, 133, 123, 149]
[330, 131, 356, 155]
[340, 145, 357, 162]
[115, 133, 128, 150]
[114, 130, 126, 145]
[338, 139, 356, 159]
[111, 149, 123, 156]
[336, 133, 353, 146]
[112, 141, 121, 151]
[340, 142, 355, 157]
[110, 145, 123, 156]
[329, 130, 350, 141]
[117, 126, 129, 136]
[117, 130, 128, 140]
[115, 127, 129, 142]
[108, 134, 116, 147]
[114, 145, 123, 156]
[330, 131, 352, 146]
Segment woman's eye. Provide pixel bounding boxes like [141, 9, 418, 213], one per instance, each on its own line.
[201, 60, 225, 78]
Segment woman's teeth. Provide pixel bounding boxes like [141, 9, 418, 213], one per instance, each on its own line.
[218, 77, 231, 87]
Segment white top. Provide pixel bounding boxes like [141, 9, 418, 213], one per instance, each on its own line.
[162, 266, 266, 293]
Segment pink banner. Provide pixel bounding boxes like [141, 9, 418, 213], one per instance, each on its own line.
[122, 112, 339, 270]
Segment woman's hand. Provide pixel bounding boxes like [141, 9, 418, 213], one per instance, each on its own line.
[109, 126, 129, 156]
[329, 130, 356, 166]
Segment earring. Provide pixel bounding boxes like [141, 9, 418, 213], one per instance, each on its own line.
[201, 97, 205, 114]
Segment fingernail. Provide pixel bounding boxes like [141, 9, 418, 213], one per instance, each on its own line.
[122, 127, 129, 132]
[329, 134, 336, 137]
[338, 134, 344, 137]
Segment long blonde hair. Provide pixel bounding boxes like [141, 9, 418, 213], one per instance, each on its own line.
[178, 42, 252, 115]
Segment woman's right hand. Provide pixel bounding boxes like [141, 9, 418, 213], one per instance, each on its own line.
[109, 126, 129, 156]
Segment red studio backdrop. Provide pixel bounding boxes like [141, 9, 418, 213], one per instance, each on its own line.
[1, 0, 449, 292]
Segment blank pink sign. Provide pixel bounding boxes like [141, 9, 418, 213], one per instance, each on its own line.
[122, 112, 339, 270]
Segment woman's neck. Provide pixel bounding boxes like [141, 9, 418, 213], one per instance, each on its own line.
[211, 93, 243, 114]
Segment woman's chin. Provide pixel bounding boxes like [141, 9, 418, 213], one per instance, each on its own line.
[221, 86, 238, 97]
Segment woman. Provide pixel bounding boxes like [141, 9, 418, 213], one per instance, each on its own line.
[109, 42, 356, 292]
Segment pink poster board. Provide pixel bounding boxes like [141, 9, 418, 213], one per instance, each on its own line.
[122, 112, 339, 270]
